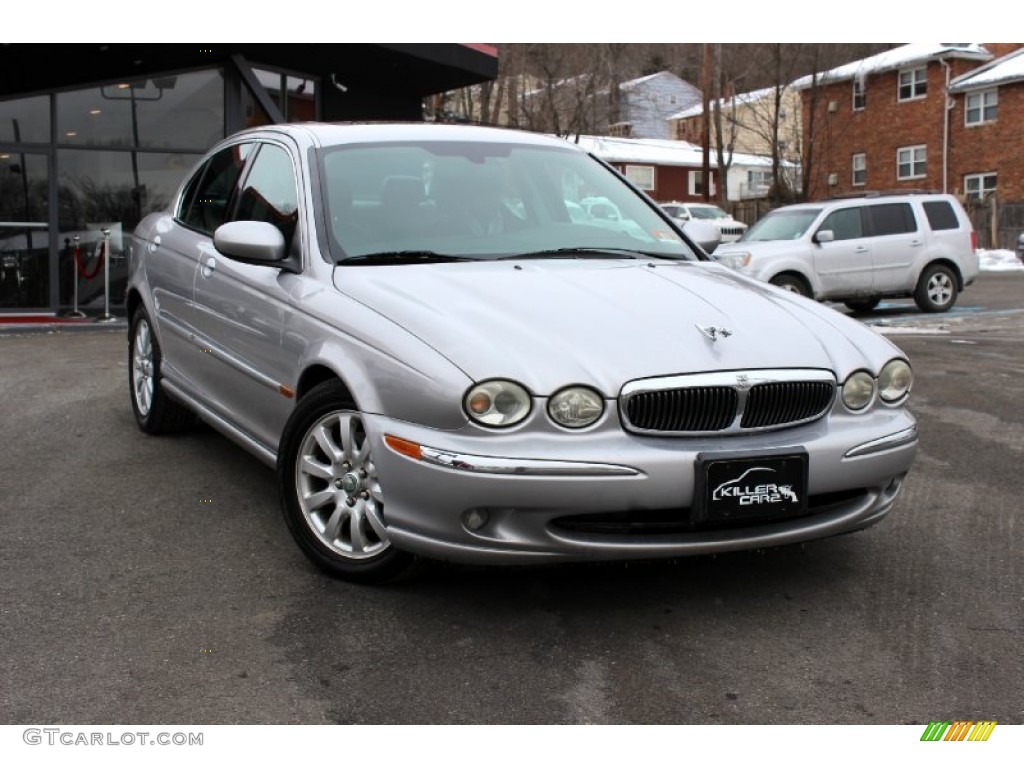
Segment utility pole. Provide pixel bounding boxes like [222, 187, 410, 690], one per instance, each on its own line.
[701, 43, 712, 202]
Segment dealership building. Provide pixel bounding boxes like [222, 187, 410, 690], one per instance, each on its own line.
[0, 43, 498, 317]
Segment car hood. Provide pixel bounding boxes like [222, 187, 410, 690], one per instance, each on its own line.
[716, 238, 807, 257]
[332, 259, 897, 396]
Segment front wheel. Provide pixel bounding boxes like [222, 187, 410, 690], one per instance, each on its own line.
[770, 273, 811, 298]
[914, 264, 958, 313]
[277, 380, 413, 583]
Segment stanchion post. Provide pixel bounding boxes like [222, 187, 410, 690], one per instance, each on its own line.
[67, 235, 86, 318]
[95, 228, 118, 324]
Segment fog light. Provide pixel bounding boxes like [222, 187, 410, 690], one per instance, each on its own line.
[463, 509, 489, 531]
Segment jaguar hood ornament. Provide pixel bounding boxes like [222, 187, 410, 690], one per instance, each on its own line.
[697, 324, 733, 342]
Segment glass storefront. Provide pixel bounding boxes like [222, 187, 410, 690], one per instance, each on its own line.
[0, 63, 317, 315]
[0, 151, 49, 309]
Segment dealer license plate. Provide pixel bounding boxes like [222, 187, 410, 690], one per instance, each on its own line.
[695, 451, 808, 524]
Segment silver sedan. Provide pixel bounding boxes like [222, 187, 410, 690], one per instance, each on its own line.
[127, 122, 918, 582]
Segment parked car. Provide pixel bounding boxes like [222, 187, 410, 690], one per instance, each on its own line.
[1017, 232, 1024, 263]
[713, 192, 979, 313]
[127, 122, 918, 583]
[659, 202, 749, 243]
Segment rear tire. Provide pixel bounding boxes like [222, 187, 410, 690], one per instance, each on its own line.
[129, 306, 196, 434]
[914, 264, 958, 313]
[277, 380, 414, 583]
[844, 298, 881, 313]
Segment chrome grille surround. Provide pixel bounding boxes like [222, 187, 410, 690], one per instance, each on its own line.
[620, 369, 836, 435]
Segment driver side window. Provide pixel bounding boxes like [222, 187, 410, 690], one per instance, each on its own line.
[233, 143, 300, 248]
[820, 207, 864, 241]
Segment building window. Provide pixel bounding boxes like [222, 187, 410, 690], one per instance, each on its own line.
[745, 169, 772, 197]
[896, 145, 927, 180]
[853, 77, 866, 110]
[898, 67, 927, 101]
[689, 170, 715, 197]
[965, 89, 998, 125]
[852, 153, 866, 186]
[964, 172, 997, 199]
[624, 164, 655, 191]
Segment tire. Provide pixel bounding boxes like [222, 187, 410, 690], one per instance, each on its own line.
[277, 380, 413, 583]
[770, 273, 811, 298]
[129, 306, 196, 434]
[844, 298, 881, 313]
[914, 264, 958, 313]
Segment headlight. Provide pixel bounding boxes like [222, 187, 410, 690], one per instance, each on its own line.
[842, 371, 875, 410]
[547, 386, 604, 429]
[464, 380, 531, 427]
[878, 359, 913, 402]
[715, 251, 751, 270]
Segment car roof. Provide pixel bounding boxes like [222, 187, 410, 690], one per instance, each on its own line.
[772, 192, 958, 214]
[222, 121, 581, 152]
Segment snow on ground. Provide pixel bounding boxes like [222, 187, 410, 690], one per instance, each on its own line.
[978, 248, 1024, 271]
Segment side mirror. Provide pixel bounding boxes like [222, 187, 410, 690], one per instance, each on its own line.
[683, 219, 722, 254]
[815, 229, 835, 244]
[213, 221, 287, 264]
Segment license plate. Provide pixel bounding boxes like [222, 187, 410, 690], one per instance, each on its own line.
[695, 451, 808, 524]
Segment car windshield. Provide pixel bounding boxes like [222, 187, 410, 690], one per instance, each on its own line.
[740, 209, 822, 242]
[319, 141, 698, 262]
[688, 206, 730, 220]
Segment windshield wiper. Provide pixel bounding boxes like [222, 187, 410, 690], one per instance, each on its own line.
[497, 247, 670, 261]
[341, 251, 481, 265]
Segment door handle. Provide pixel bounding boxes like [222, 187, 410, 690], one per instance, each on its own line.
[910, 240, 923, 246]
[201, 257, 217, 278]
[854, 246, 868, 253]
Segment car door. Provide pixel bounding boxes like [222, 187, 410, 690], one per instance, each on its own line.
[810, 205, 875, 297]
[190, 141, 303, 451]
[146, 142, 255, 389]
[864, 202, 922, 293]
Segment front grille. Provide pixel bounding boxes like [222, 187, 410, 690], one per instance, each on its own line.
[625, 386, 738, 432]
[741, 381, 836, 428]
[720, 226, 744, 236]
[621, 370, 835, 434]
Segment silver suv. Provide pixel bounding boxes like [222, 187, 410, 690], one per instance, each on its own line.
[713, 193, 979, 313]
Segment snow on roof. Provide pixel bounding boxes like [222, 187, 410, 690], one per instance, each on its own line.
[791, 43, 992, 89]
[620, 71, 673, 90]
[950, 47, 1024, 91]
[559, 134, 791, 169]
[667, 85, 780, 121]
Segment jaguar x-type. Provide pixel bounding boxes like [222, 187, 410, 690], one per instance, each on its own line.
[126, 122, 918, 582]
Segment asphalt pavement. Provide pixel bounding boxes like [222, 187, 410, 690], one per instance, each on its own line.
[0, 272, 1021, 726]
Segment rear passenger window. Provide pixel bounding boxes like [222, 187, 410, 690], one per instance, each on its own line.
[820, 208, 864, 241]
[867, 203, 917, 236]
[922, 200, 959, 230]
[179, 143, 254, 234]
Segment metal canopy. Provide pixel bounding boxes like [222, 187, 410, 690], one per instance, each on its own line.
[0, 43, 498, 104]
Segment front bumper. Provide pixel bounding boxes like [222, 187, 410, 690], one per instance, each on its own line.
[367, 409, 918, 565]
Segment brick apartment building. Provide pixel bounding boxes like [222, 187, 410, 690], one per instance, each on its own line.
[793, 43, 1024, 202]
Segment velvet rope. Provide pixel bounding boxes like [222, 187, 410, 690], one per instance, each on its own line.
[73, 241, 105, 280]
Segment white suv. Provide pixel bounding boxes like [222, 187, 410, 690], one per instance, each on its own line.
[659, 202, 748, 243]
[713, 193, 979, 313]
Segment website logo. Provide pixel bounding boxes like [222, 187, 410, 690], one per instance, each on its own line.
[920, 721, 997, 742]
[711, 467, 798, 507]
